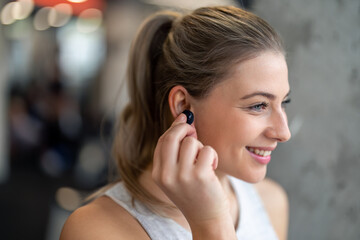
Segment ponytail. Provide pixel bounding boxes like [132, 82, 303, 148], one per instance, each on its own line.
[113, 11, 181, 211]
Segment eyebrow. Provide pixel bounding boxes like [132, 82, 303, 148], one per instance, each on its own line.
[240, 90, 291, 100]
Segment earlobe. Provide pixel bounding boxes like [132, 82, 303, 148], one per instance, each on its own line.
[168, 85, 191, 118]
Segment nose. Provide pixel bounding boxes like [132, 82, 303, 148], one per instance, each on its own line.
[266, 109, 291, 142]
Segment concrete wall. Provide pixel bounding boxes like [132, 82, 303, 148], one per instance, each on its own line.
[253, 1, 360, 239]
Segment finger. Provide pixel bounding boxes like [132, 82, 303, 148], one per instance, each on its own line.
[155, 115, 196, 173]
[159, 124, 194, 170]
[153, 113, 187, 170]
[165, 112, 198, 139]
[159, 113, 197, 163]
[195, 146, 218, 173]
[178, 136, 203, 174]
[171, 113, 187, 127]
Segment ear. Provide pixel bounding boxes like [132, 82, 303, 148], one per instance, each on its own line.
[168, 85, 191, 118]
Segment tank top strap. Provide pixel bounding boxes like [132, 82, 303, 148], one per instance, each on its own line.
[229, 177, 279, 240]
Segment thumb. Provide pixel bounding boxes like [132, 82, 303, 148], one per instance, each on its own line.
[171, 112, 187, 126]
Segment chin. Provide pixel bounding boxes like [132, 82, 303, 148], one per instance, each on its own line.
[245, 175, 266, 183]
[248, 168, 267, 183]
[229, 166, 267, 183]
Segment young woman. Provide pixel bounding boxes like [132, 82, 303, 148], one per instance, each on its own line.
[61, 5, 291, 240]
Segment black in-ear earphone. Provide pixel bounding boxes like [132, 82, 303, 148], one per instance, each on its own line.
[182, 110, 194, 125]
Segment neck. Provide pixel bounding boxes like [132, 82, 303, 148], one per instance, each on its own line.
[215, 169, 231, 188]
[138, 167, 173, 205]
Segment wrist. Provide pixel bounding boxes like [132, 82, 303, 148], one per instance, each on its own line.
[189, 213, 237, 240]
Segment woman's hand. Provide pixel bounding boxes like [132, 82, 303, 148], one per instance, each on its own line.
[152, 113, 236, 239]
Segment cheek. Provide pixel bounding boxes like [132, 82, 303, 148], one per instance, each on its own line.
[194, 108, 221, 144]
[220, 115, 259, 147]
[195, 108, 258, 149]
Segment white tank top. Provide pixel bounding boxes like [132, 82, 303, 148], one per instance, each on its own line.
[104, 177, 279, 240]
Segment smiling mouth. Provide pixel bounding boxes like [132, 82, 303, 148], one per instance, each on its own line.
[246, 147, 272, 157]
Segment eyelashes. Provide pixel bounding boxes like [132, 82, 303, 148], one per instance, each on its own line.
[281, 98, 291, 108]
[247, 98, 291, 112]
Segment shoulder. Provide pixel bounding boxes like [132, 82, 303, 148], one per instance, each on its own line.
[254, 178, 289, 209]
[254, 178, 289, 240]
[60, 196, 150, 240]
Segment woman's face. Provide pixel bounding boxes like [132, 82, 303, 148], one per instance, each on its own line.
[191, 51, 291, 183]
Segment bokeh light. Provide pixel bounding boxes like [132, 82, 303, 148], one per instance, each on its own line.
[33, 7, 51, 30]
[78, 141, 105, 175]
[48, 3, 73, 28]
[40, 149, 65, 177]
[67, 0, 88, 3]
[13, 0, 34, 20]
[76, 8, 102, 33]
[55, 187, 82, 211]
[74, 140, 106, 188]
[1, 2, 17, 25]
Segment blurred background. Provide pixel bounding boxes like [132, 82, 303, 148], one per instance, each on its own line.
[0, 0, 359, 239]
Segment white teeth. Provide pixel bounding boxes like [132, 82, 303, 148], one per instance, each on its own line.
[248, 147, 272, 157]
[264, 151, 271, 156]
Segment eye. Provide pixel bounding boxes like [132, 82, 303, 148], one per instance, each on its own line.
[249, 102, 269, 112]
[282, 98, 291, 108]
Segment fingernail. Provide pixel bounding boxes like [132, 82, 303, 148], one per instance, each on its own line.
[177, 113, 186, 122]
[212, 158, 218, 170]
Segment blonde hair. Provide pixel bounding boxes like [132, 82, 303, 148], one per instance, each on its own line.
[113, 6, 284, 211]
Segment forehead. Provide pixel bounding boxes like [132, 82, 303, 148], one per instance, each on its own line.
[217, 51, 289, 95]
